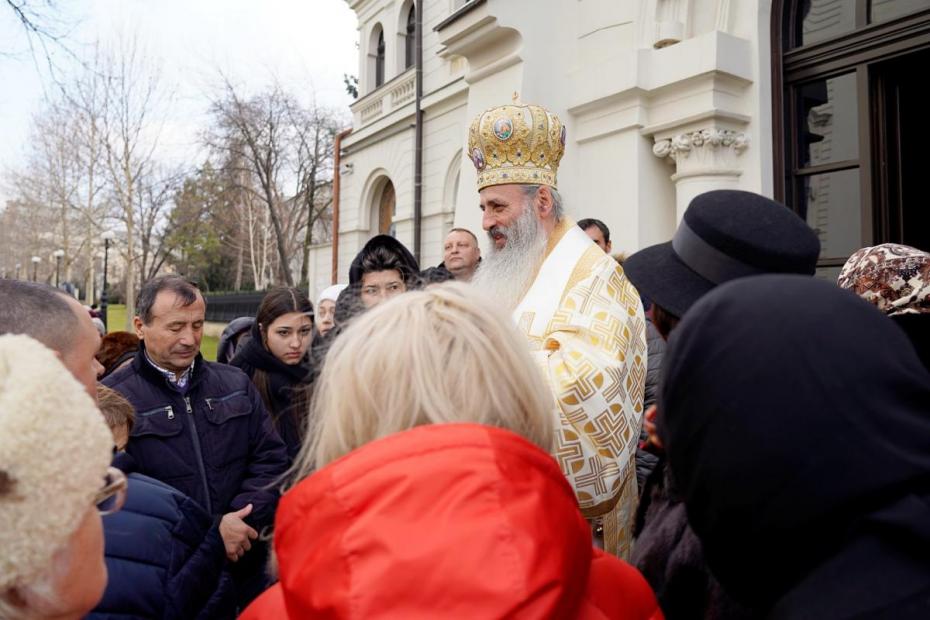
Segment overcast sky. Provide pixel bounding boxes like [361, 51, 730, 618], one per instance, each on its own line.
[0, 0, 359, 204]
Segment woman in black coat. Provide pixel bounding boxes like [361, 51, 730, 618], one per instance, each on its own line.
[231, 287, 315, 461]
[660, 275, 930, 617]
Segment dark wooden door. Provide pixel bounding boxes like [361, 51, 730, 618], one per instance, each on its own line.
[379, 181, 395, 235]
[872, 46, 930, 251]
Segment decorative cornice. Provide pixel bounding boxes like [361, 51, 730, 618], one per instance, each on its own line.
[435, 0, 487, 32]
[653, 128, 749, 160]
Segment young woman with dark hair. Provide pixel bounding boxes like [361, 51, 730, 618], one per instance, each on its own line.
[231, 287, 315, 460]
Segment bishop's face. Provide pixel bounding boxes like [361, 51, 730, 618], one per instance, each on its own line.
[479, 184, 534, 250]
[472, 184, 549, 311]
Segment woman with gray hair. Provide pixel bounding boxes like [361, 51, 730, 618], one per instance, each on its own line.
[0, 334, 123, 620]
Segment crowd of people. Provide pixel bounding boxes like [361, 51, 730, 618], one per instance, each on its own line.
[1, 101, 929, 619]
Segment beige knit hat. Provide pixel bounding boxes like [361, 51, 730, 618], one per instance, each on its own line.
[0, 334, 113, 589]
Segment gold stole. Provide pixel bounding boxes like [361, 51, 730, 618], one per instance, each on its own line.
[513, 219, 592, 338]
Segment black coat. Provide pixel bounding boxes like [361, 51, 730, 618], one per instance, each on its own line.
[103, 345, 288, 530]
[893, 313, 930, 374]
[660, 275, 930, 617]
[635, 319, 664, 493]
[632, 462, 754, 620]
[87, 473, 236, 620]
[230, 323, 314, 461]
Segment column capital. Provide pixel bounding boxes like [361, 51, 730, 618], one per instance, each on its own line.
[649, 123, 750, 221]
[652, 127, 749, 168]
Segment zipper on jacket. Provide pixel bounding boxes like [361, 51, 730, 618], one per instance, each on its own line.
[183, 395, 212, 514]
[205, 390, 245, 412]
[137, 405, 175, 419]
[206, 390, 246, 407]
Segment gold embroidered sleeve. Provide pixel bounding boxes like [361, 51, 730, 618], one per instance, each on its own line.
[534, 260, 647, 516]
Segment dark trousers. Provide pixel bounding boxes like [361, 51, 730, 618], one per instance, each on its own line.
[230, 538, 272, 612]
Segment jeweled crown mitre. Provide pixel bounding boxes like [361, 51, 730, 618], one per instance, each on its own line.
[467, 103, 566, 191]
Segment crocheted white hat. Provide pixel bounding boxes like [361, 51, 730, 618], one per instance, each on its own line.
[318, 284, 348, 304]
[0, 334, 113, 589]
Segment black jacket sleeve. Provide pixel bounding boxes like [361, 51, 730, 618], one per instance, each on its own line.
[228, 381, 289, 530]
[635, 319, 666, 493]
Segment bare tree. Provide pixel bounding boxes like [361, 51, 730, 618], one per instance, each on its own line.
[206, 78, 342, 288]
[2, 0, 86, 87]
[35, 105, 79, 282]
[0, 45, 114, 299]
[3, 1, 70, 57]
[288, 100, 339, 286]
[207, 81, 297, 285]
[137, 164, 184, 282]
[65, 45, 110, 302]
[98, 35, 166, 327]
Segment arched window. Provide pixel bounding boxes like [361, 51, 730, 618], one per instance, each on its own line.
[405, 4, 416, 70]
[379, 180, 396, 236]
[774, 1, 930, 277]
[376, 29, 386, 87]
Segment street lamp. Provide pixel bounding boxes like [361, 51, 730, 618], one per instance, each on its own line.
[52, 249, 65, 288]
[30, 256, 41, 282]
[101, 231, 116, 331]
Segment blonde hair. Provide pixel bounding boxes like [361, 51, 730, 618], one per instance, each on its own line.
[292, 282, 554, 480]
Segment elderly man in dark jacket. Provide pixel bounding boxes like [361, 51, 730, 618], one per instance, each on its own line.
[104, 275, 288, 608]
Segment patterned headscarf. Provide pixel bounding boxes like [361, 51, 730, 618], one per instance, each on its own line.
[837, 243, 930, 316]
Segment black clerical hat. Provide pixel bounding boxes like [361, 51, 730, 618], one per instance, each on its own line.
[624, 190, 820, 318]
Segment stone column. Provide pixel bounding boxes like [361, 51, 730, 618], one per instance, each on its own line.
[652, 127, 749, 221]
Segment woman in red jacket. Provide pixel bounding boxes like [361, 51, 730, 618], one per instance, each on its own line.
[241, 283, 661, 620]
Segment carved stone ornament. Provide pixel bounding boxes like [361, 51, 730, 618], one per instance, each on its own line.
[653, 128, 749, 160]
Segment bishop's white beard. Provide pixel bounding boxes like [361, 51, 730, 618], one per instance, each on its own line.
[472, 203, 548, 313]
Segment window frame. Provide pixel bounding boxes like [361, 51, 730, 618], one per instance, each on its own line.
[376, 29, 386, 88]
[772, 2, 930, 268]
[405, 4, 416, 70]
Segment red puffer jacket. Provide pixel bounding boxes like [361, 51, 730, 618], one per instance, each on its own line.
[240, 423, 663, 619]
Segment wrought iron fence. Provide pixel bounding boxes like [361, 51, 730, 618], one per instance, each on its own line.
[204, 292, 265, 322]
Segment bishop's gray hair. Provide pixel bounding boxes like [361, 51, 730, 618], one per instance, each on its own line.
[521, 185, 564, 220]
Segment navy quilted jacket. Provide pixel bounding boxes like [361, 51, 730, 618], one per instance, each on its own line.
[102, 345, 288, 529]
[86, 473, 236, 619]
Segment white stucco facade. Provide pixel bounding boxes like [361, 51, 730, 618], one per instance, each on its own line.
[309, 0, 779, 298]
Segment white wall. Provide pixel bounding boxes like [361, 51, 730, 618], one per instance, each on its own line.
[333, 0, 774, 279]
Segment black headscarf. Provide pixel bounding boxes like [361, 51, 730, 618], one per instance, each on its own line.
[659, 275, 930, 615]
[348, 235, 420, 286]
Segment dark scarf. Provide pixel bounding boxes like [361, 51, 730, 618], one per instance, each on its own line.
[348, 234, 420, 285]
[230, 322, 312, 458]
[659, 275, 930, 616]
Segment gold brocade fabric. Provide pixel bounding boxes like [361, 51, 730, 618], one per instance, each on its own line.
[519, 247, 647, 559]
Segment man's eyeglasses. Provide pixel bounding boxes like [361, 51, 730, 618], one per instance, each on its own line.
[94, 466, 128, 516]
